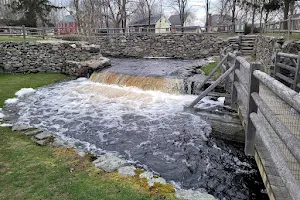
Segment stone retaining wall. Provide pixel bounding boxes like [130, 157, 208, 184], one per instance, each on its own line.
[255, 36, 278, 75]
[92, 34, 227, 59]
[0, 42, 109, 76]
[255, 35, 300, 76]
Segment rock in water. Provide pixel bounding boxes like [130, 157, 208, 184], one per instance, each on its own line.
[118, 166, 136, 177]
[93, 155, 128, 172]
[175, 189, 216, 200]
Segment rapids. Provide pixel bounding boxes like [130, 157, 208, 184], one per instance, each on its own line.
[3, 78, 267, 200]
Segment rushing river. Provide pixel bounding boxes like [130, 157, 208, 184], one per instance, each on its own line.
[4, 78, 267, 200]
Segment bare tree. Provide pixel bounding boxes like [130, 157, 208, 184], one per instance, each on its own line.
[169, 0, 189, 32]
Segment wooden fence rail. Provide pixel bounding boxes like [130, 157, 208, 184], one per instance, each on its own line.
[274, 51, 300, 92]
[188, 47, 300, 199]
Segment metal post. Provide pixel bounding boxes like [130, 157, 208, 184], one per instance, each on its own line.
[22, 25, 26, 40]
[244, 62, 260, 156]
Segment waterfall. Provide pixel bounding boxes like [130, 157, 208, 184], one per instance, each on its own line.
[89, 71, 184, 94]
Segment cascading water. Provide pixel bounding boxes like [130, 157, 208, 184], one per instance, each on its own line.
[90, 71, 183, 94]
[2, 58, 268, 200]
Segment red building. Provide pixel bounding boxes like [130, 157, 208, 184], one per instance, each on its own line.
[56, 15, 78, 35]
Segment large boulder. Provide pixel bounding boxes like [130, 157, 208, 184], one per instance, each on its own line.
[65, 54, 111, 77]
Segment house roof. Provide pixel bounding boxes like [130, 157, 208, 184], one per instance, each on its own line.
[129, 15, 163, 26]
[61, 15, 76, 23]
[210, 14, 242, 26]
[168, 15, 181, 26]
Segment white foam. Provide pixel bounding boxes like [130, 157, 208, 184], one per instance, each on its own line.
[0, 113, 4, 119]
[5, 98, 18, 104]
[15, 88, 35, 98]
[75, 77, 88, 82]
[217, 97, 225, 104]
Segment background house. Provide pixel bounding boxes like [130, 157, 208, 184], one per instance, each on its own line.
[56, 15, 78, 35]
[168, 14, 188, 33]
[129, 15, 171, 33]
[209, 14, 244, 33]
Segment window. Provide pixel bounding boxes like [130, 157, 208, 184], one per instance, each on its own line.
[166, 28, 169, 31]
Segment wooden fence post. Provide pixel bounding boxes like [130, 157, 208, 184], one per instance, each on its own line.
[245, 62, 260, 156]
[293, 52, 300, 91]
[42, 27, 46, 39]
[22, 25, 26, 40]
[288, 16, 291, 40]
[238, 35, 242, 51]
[231, 57, 240, 110]
[9, 26, 12, 36]
[274, 50, 280, 78]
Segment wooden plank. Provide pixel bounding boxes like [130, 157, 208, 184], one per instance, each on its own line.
[234, 81, 248, 108]
[235, 69, 249, 90]
[231, 59, 240, 109]
[276, 63, 296, 72]
[293, 52, 300, 90]
[244, 62, 260, 156]
[188, 64, 236, 108]
[253, 70, 300, 112]
[252, 92, 300, 163]
[250, 113, 300, 200]
[275, 73, 294, 84]
[278, 52, 298, 59]
[236, 56, 250, 70]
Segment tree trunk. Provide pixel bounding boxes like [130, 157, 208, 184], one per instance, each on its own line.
[259, 6, 264, 33]
[232, 0, 236, 33]
[283, 0, 290, 29]
[74, 0, 81, 33]
[251, 2, 257, 34]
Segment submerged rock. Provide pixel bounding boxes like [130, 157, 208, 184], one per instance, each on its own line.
[93, 155, 128, 172]
[35, 132, 53, 140]
[139, 171, 167, 186]
[118, 166, 136, 177]
[12, 123, 32, 131]
[175, 189, 216, 200]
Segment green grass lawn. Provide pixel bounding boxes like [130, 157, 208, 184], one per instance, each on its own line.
[0, 74, 176, 200]
[0, 36, 43, 42]
[201, 61, 221, 80]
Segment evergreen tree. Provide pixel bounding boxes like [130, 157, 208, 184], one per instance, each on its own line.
[10, 0, 61, 27]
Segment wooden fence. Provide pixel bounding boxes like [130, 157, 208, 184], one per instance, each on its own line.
[188, 49, 300, 200]
[274, 51, 300, 92]
[0, 24, 244, 38]
[228, 52, 300, 200]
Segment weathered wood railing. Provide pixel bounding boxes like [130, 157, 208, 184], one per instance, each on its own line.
[188, 48, 300, 200]
[274, 51, 300, 92]
[229, 52, 300, 200]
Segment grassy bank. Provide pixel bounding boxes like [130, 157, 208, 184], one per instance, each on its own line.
[0, 74, 176, 200]
[201, 61, 221, 80]
[0, 36, 43, 42]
